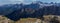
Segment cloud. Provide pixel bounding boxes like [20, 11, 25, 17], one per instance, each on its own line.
[0, 0, 60, 5]
[0, 0, 36, 4]
[40, 0, 60, 3]
[0, 0, 23, 5]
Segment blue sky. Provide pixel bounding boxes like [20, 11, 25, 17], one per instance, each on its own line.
[0, 0, 60, 5]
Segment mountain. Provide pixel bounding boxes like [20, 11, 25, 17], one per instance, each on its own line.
[0, 1, 60, 21]
[0, 4, 23, 15]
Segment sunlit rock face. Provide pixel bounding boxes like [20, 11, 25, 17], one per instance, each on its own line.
[0, 15, 60, 23]
[43, 15, 60, 23]
[0, 15, 15, 23]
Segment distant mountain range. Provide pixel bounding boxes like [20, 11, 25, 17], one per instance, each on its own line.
[0, 1, 60, 15]
[0, 1, 60, 21]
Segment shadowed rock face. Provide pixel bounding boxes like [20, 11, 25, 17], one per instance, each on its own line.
[5, 8, 44, 21]
[43, 5, 60, 15]
[2, 3, 60, 21]
[4, 4, 44, 21]
[4, 5, 60, 21]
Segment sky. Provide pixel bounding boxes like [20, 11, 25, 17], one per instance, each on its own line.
[0, 0, 60, 5]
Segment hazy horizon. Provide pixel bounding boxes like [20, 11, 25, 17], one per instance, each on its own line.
[0, 0, 60, 5]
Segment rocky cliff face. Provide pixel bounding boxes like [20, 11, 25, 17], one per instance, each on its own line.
[0, 15, 60, 23]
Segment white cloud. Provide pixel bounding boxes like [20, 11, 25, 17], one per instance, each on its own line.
[0, 0, 24, 5]
[0, 0, 60, 5]
[0, 0, 38, 5]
